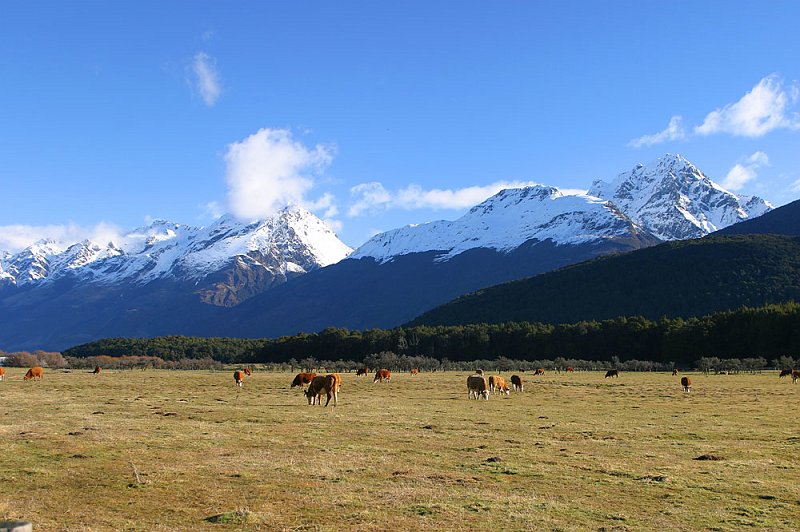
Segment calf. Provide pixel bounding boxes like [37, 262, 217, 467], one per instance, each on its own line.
[672, 369, 679, 376]
[24, 367, 44, 381]
[534, 368, 545, 375]
[681, 376, 692, 393]
[291, 372, 317, 388]
[511, 375, 523, 392]
[566, 367, 574, 373]
[0, 367, 5, 381]
[244, 368, 252, 376]
[373, 369, 391, 383]
[467, 375, 489, 400]
[488, 375, 510, 395]
[356, 367, 369, 376]
[605, 369, 619, 379]
[410, 368, 419, 375]
[93, 366, 101, 374]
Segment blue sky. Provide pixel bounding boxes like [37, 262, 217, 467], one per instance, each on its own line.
[1, 1, 799, 251]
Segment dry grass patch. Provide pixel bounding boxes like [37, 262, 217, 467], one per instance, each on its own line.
[0, 368, 799, 529]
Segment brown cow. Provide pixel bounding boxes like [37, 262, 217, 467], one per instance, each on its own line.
[244, 368, 252, 376]
[374, 369, 391, 383]
[511, 375, 523, 392]
[291, 372, 317, 388]
[410, 368, 419, 375]
[304, 374, 341, 406]
[488, 375, 510, 395]
[93, 366, 101, 374]
[234, 370, 245, 387]
[672, 369, 679, 376]
[467, 375, 489, 400]
[681, 376, 692, 393]
[24, 367, 44, 381]
[356, 367, 369, 376]
[534, 368, 545, 375]
[793, 370, 800, 384]
[605, 369, 619, 378]
[566, 367, 574, 373]
[0, 367, 5, 381]
[779, 369, 793, 378]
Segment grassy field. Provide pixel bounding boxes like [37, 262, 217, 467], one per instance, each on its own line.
[1, 368, 799, 531]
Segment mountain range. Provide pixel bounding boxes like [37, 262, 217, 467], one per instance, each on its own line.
[0, 154, 777, 351]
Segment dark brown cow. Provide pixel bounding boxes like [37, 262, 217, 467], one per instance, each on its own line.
[410, 368, 419, 375]
[681, 376, 692, 393]
[356, 367, 369, 376]
[304, 374, 341, 406]
[511, 375, 523, 392]
[373, 369, 391, 383]
[604, 369, 619, 379]
[779, 369, 793, 378]
[672, 369, 679, 376]
[234, 370, 245, 387]
[793, 370, 800, 384]
[534, 368, 545, 375]
[467, 375, 489, 400]
[92, 366, 101, 374]
[24, 367, 44, 381]
[291, 372, 317, 388]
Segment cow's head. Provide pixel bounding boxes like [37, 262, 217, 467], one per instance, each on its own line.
[481, 390, 490, 400]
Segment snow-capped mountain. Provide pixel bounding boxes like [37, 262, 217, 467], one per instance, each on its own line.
[0, 207, 352, 306]
[352, 186, 653, 262]
[589, 154, 772, 241]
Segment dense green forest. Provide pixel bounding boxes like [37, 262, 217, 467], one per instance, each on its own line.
[62, 301, 800, 366]
[410, 235, 800, 327]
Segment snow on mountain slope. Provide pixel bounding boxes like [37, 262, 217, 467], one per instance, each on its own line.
[0, 207, 352, 289]
[589, 154, 773, 240]
[351, 186, 650, 262]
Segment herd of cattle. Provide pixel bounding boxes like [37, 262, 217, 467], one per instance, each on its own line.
[4, 366, 800, 404]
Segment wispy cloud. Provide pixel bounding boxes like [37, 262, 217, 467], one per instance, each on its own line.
[628, 116, 686, 148]
[0, 222, 124, 254]
[347, 180, 537, 217]
[192, 52, 222, 106]
[629, 75, 800, 147]
[696, 75, 800, 137]
[223, 128, 335, 221]
[722, 151, 770, 191]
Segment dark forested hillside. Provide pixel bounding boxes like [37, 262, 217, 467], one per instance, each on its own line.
[714, 199, 800, 236]
[409, 235, 800, 327]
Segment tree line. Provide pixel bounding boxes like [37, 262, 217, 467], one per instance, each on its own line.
[54, 302, 800, 368]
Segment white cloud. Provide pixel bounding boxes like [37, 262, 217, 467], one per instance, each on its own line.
[347, 180, 538, 217]
[202, 201, 224, 219]
[722, 151, 770, 191]
[628, 115, 687, 148]
[0, 222, 124, 253]
[695, 75, 800, 137]
[192, 52, 222, 106]
[224, 128, 334, 220]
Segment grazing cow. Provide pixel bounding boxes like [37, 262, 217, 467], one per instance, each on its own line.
[356, 367, 369, 376]
[234, 370, 245, 387]
[304, 374, 341, 406]
[779, 369, 793, 378]
[511, 375, 524, 392]
[291, 372, 317, 388]
[475, 369, 484, 375]
[605, 369, 619, 379]
[467, 375, 490, 400]
[93, 366, 101, 374]
[488, 375, 510, 395]
[681, 376, 692, 393]
[793, 370, 800, 384]
[534, 368, 545, 375]
[566, 367, 574, 373]
[244, 368, 252, 376]
[410, 368, 419, 375]
[0, 367, 5, 381]
[24, 367, 44, 381]
[672, 369, 679, 376]
[373, 369, 391, 383]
